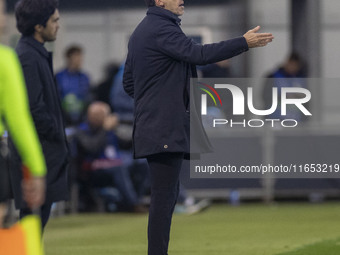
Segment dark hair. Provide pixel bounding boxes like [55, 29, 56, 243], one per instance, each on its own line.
[65, 45, 83, 59]
[288, 52, 303, 64]
[15, 0, 59, 36]
[144, 0, 155, 7]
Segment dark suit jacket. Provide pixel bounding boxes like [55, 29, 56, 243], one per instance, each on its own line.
[9, 36, 69, 208]
[123, 6, 249, 159]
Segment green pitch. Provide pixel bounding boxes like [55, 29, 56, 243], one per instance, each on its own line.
[44, 203, 340, 255]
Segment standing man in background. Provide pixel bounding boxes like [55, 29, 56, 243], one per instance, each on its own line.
[262, 52, 307, 121]
[10, 0, 69, 230]
[123, 0, 274, 254]
[56, 45, 91, 127]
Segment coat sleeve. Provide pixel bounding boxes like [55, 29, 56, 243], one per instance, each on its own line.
[156, 23, 249, 65]
[123, 52, 134, 98]
[19, 52, 60, 141]
[2, 49, 46, 177]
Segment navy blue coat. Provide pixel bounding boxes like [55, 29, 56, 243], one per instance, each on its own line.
[9, 36, 69, 208]
[123, 6, 248, 159]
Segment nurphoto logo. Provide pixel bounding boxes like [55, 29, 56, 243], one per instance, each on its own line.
[199, 82, 312, 128]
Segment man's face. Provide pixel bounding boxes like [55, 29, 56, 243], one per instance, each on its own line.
[87, 105, 109, 129]
[41, 9, 60, 42]
[161, 0, 185, 16]
[68, 52, 83, 71]
[285, 60, 301, 76]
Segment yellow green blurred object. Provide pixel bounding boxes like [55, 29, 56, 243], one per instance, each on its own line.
[0, 215, 44, 255]
[0, 44, 46, 177]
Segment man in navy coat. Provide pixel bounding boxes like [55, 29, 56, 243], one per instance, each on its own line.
[123, 0, 274, 254]
[9, 0, 69, 229]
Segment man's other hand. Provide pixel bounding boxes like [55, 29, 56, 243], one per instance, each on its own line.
[22, 177, 46, 209]
[243, 26, 274, 48]
[103, 114, 119, 131]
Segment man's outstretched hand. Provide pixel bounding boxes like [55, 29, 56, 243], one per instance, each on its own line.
[243, 26, 274, 48]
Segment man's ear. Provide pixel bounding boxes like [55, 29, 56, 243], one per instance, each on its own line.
[34, 24, 44, 33]
[155, 0, 165, 8]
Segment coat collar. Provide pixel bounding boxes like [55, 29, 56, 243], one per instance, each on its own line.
[147, 6, 182, 25]
[20, 36, 50, 59]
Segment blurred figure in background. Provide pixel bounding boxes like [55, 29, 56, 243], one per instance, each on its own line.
[111, 64, 208, 213]
[198, 59, 231, 78]
[110, 63, 150, 200]
[111, 63, 135, 123]
[198, 59, 234, 118]
[76, 102, 146, 212]
[10, 0, 69, 230]
[56, 45, 91, 127]
[92, 62, 120, 110]
[262, 52, 308, 121]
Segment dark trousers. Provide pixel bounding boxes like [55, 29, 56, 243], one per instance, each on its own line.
[147, 153, 184, 255]
[0, 149, 9, 203]
[20, 203, 53, 231]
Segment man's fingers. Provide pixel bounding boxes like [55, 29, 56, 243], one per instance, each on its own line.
[257, 33, 274, 38]
[257, 34, 274, 46]
[261, 40, 273, 47]
[255, 38, 272, 47]
[261, 38, 273, 43]
[250, 25, 261, 33]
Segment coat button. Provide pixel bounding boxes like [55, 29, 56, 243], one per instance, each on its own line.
[164, 145, 168, 149]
